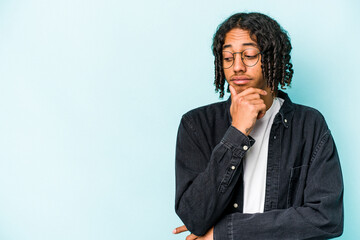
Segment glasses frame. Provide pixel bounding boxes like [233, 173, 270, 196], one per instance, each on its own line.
[222, 48, 261, 69]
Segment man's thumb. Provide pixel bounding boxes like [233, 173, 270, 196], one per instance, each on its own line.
[229, 85, 237, 96]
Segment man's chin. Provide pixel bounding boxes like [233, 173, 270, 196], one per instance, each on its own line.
[232, 85, 249, 94]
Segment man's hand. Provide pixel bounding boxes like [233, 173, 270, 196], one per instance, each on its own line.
[229, 85, 267, 136]
[172, 225, 214, 240]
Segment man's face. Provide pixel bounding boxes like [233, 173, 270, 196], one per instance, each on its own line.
[223, 28, 271, 94]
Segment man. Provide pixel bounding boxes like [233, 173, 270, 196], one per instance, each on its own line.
[173, 12, 343, 240]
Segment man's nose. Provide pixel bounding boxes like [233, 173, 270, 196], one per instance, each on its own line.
[233, 54, 246, 72]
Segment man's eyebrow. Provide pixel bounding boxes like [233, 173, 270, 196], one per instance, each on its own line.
[222, 42, 258, 49]
[243, 42, 257, 47]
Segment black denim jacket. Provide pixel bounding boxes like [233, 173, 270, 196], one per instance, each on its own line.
[175, 91, 343, 239]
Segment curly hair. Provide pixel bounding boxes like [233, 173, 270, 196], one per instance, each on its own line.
[212, 12, 294, 98]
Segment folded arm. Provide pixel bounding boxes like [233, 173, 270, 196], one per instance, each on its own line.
[175, 115, 253, 236]
[214, 131, 344, 239]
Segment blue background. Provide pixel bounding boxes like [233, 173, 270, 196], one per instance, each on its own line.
[0, 0, 359, 239]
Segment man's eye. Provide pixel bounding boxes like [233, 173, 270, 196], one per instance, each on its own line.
[224, 57, 233, 62]
[244, 55, 257, 59]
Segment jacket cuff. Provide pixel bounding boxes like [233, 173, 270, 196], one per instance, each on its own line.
[221, 126, 255, 157]
[214, 215, 230, 240]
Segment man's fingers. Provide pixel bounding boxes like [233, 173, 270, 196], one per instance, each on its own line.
[237, 87, 267, 97]
[173, 225, 198, 240]
[172, 225, 188, 234]
[257, 109, 266, 119]
[240, 93, 264, 101]
[186, 233, 198, 240]
[257, 103, 267, 119]
[230, 86, 267, 101]
[229, 85, 237, 97]
[247, 99, 265, 105]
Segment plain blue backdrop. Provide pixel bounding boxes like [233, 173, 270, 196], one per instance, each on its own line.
[0, 0, 359, 239]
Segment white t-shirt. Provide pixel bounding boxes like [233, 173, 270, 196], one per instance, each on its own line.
[242, 97, 284, 214]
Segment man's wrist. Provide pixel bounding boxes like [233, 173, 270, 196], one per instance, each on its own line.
[231, 123, 251, 136]
[222, 126, 254, 155]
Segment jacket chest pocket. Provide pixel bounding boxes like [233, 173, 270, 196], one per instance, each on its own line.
[287, 165, 309, 208]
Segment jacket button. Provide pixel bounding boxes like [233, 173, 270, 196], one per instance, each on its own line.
[284, 119, 288, 123]
[233, 203, 238, 208]
[243, 145, 248, 150]
[231, 166, 236, 170]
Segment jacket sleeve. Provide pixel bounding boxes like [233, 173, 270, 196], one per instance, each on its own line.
[175, 114, 254, 236]
[214, 130, 344, 240]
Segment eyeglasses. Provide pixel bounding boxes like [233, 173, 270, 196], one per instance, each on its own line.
[222, 48, 261, 69]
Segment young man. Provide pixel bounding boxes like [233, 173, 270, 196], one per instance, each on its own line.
[173, 13, 343, 239]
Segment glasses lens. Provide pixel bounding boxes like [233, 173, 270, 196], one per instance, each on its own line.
[222, 51, 234, 69]
[242, 49, 259, 67]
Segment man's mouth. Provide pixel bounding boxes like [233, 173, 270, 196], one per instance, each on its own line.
[231, 76, 251, 85]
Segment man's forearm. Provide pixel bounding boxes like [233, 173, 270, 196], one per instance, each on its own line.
[175, 116, 254, 236]
[214, 204, 343, 240]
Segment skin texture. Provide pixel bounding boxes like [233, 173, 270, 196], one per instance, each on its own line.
[173, 28, 274, 239]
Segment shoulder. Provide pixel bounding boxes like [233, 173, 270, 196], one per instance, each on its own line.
[293, 103, 326, 122]
[278, 91, 331, 141]
[294, 103, 325, 122]
[182, 100, 229, 124]
[278, 91, 326, 126]
[291, 102, 330, 136]
[278, 91, 327, 127]
[179, 99, 230, 141]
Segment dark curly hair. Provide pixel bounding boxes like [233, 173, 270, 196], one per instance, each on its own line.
[212, 12, 294, 98]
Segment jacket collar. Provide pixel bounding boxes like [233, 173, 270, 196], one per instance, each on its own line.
[276, 90, 295, 128]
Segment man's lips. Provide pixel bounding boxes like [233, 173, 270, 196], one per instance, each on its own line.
[231, 76, 251, 85]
